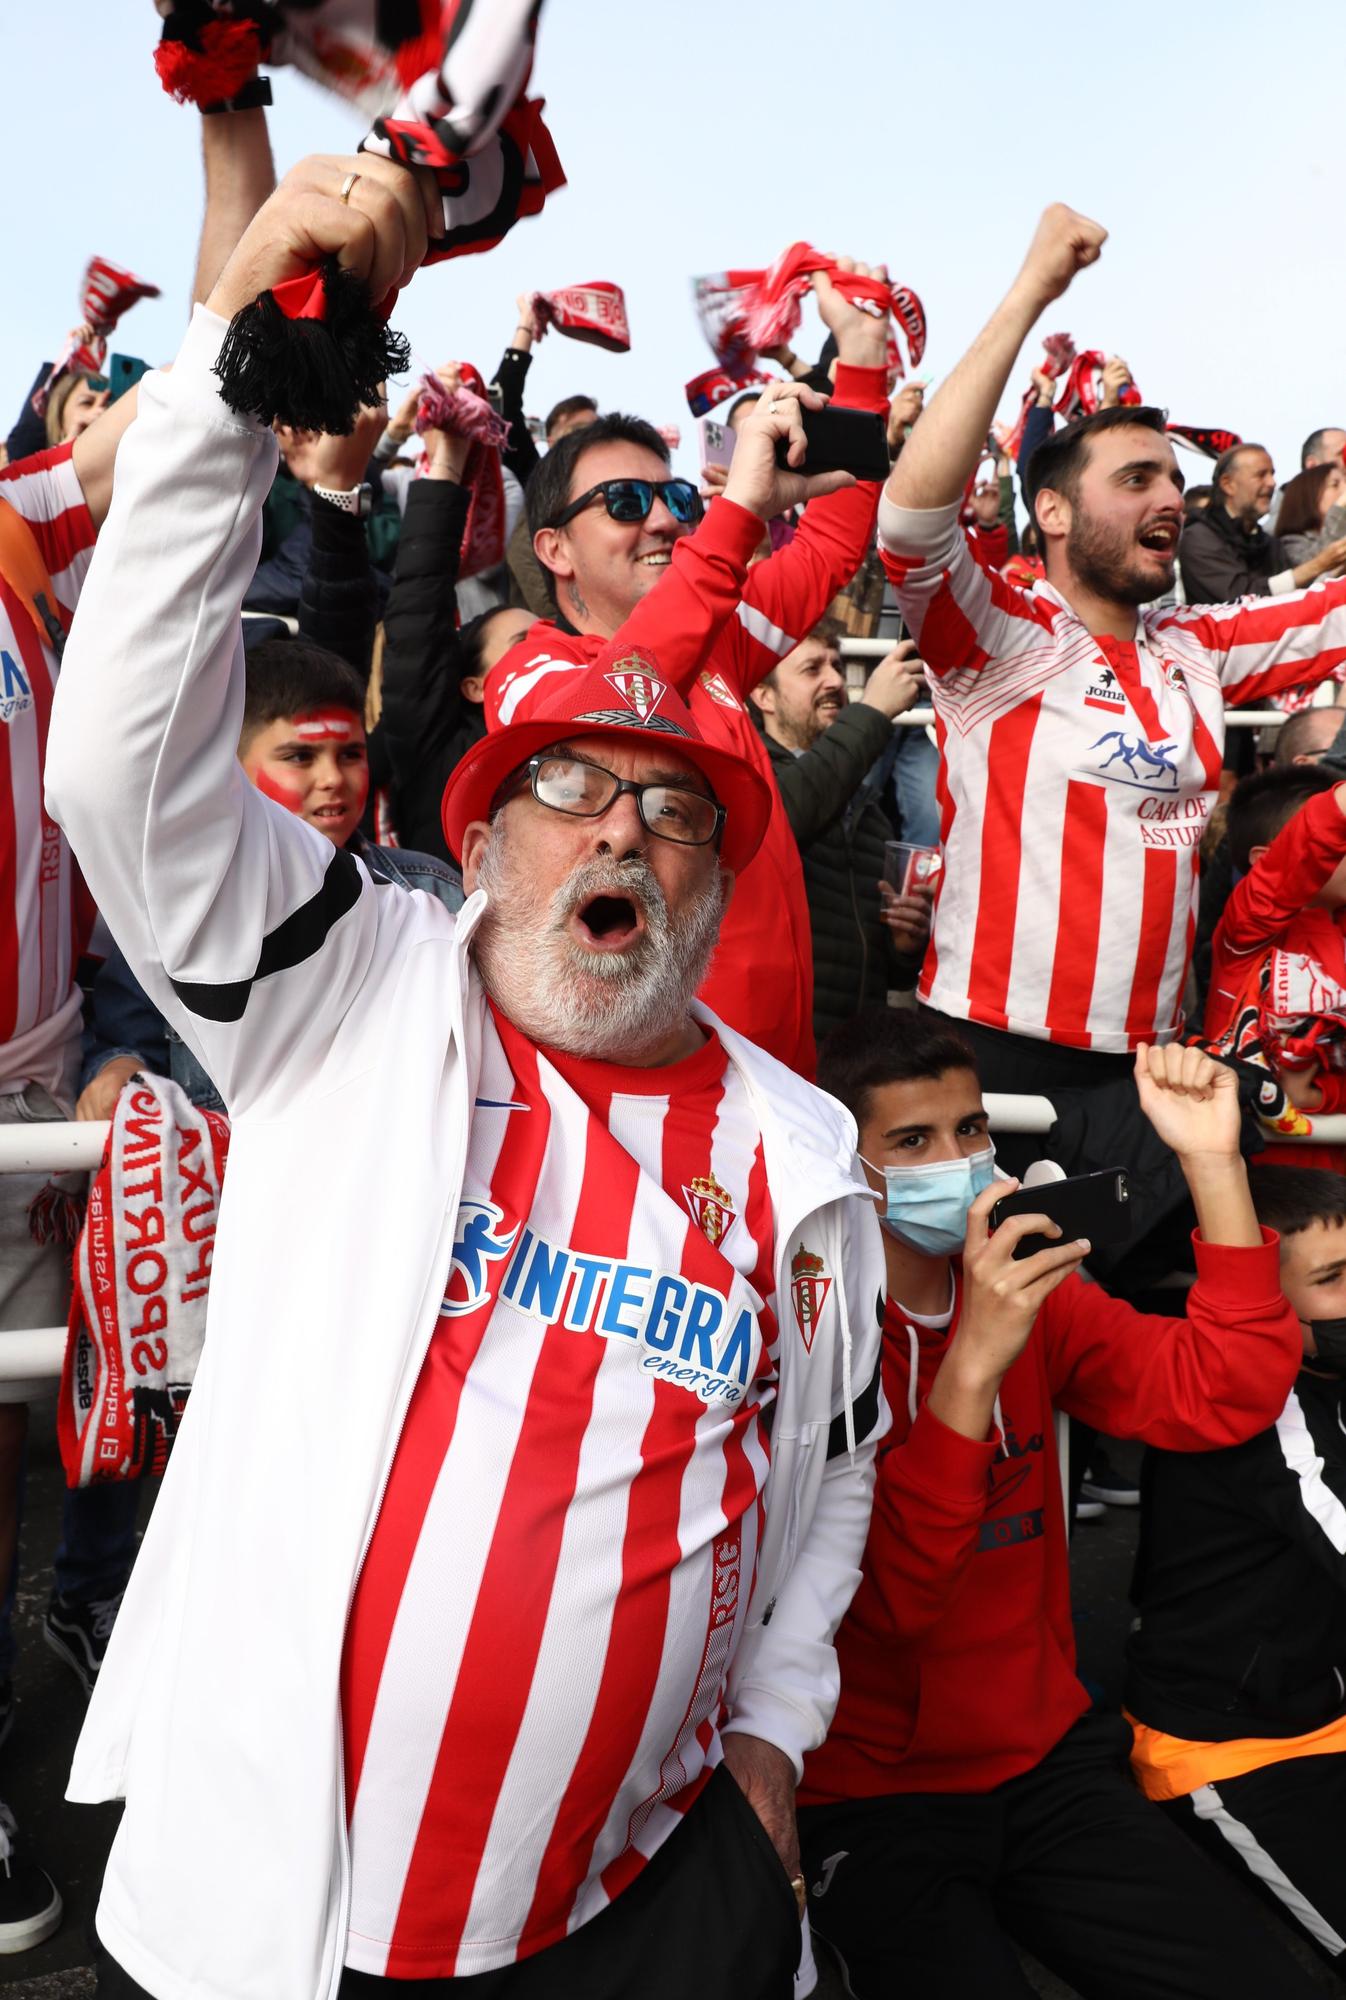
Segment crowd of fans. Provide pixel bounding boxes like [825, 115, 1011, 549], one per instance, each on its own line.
[4, 75, 1346, 2000]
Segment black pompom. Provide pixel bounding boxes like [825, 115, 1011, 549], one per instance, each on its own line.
[212, 262, 411, 434]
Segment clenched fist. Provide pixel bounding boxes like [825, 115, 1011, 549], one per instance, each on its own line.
[1013, 204, 1108, 312]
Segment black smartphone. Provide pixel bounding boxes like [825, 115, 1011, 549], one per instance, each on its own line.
[772, 404, 890, 482]
[989, 1169, 1132, 1262]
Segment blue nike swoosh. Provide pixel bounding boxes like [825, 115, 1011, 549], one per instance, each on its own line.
[474, 1098, 530, 1112]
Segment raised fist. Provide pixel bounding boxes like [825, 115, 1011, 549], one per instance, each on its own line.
[1016, 204, 1108, 310]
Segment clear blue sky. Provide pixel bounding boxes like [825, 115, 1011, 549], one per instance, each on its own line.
[3, 1, 1340, 486]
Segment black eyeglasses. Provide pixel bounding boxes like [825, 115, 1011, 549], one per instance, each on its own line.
[548, 478, 704, 531]
[500, 755, 724, 847]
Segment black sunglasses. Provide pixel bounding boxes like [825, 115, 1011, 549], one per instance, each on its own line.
[498, 755, 724, 847]
[549, 478, 704, 531]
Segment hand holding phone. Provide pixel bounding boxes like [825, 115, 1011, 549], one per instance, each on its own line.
[771, 403, 890, 482]
[990, 1168, 1131, 1262]
[721, 382, 861, 522]
[952, 1180, 1091, 1386]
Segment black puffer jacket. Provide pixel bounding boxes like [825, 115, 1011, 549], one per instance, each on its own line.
[764, 704, 921, 1041]
[378, 478, 491, 858]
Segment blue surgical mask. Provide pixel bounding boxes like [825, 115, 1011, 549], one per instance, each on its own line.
[860, 1144, 997, 1256]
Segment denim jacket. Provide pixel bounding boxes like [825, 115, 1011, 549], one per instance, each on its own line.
[82, 839, 464, 1113]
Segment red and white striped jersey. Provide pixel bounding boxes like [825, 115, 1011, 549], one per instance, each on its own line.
[0, 446, 96, 1091]
[341, 1008, 780, 1978]
[879, 497, 1346, 1052]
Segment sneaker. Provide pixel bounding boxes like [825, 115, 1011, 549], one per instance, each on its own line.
[0, 1803, 61, 1953]
[1074, 1497, 1106, 1522]
[43, 1591, 124, 1697]
[1081, 1454, 1140, 1508]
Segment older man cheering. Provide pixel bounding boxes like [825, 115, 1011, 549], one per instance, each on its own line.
[44, 154, 886, 2000]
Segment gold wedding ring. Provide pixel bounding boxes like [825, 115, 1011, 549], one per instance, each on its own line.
[338, 171, 362, 206]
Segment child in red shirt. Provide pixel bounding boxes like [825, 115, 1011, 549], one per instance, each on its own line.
[796, 1008, 1318, 2000]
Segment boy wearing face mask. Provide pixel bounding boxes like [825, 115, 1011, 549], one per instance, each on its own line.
[1125, 1164, 1346, 1978]
[795, 1010, 1320, 2000]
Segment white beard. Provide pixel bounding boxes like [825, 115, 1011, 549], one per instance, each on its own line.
[472, 827, 724, 1062]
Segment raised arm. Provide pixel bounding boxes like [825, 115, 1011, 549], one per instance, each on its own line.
[192, 106, 277, 306]
[732, 259, 890, 694]
[1164, 573, 1346, 706]
[1215, 783, 1346, 960]
[492, 385, 859, 718]
[885, 205, 1106, 513]
[46, 156, 438, 1115]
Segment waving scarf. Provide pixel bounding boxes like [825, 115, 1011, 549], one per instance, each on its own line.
[161, 0, 566, 433]
[1167, 424, 1243, 461]
[33, 257, 160, 416]
[1054, 350, 1143, 422]
[996, 331, 1076, 461]
[688, 242, 927, 414]
[532, 282, 630, 352]
[413, 364, 509, 577]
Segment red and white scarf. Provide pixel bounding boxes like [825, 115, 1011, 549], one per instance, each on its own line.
[687, 243, 927, 414]
[413, 364, 509, 577]
[531, 282, 630, 351]
[59, 1074, 229, 1488]
[995, 331, 1076, 461]
[1054, 349, 1143, 422]
[33, 256, 160, 416]
[160, 0, 565, 432]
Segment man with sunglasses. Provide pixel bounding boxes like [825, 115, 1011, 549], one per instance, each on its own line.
[45, 157, 888, 2000]
[489, 261, 894, 1077]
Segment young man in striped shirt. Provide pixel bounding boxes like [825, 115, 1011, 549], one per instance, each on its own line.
[880, 203, 1346, 1096]
[45, 154, 888, 2000]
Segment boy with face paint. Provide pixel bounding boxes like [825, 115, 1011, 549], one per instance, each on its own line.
[792, 1009, 1327, 2000]
[1125, 1165, 1346, 1978]
[78, 641, 461, 1122]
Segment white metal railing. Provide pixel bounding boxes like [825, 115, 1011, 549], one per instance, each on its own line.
[1, 1086, 1342, 1389]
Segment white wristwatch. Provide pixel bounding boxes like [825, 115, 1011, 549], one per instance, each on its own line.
[312, 482, 373, 519]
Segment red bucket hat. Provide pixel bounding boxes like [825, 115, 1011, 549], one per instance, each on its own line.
[440, 645, 772, 873]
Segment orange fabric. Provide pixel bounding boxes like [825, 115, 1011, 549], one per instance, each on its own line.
[0, 494, 62, 651]
[1126, 1707, 1346, 1802]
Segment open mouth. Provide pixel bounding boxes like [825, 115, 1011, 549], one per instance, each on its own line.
[1138, 521, 1179, 554]
[572, 892, 646, 951]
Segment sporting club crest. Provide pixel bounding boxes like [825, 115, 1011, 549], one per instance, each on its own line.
[605, 657, 667, 722]
[698, 669, 742, 711]
[790, 1242, 833, 1353]
[684, 1171, 736, 1248]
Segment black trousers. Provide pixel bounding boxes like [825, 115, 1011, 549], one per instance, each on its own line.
[97, 1765, 798, 2000]
[797, 1714, 1326, 2000]
[1161, 1752, 1346, 1984]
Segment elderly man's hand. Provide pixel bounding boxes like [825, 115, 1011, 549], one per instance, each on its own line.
[721, 1731, 802, 1907]
[205, 153, 440, 323]
[722, 382, 855, 521]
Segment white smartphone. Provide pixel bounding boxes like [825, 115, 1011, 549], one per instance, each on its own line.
[698, 415, 737, 474]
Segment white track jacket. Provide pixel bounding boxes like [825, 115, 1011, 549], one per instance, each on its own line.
[44, 308, 887, 2000]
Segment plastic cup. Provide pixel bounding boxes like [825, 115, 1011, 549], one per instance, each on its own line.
[883, 841, 943, 897]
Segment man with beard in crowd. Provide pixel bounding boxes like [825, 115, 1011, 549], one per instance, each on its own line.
[45, 154, 887, 2000]
[878, 202, 1346, 1097]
